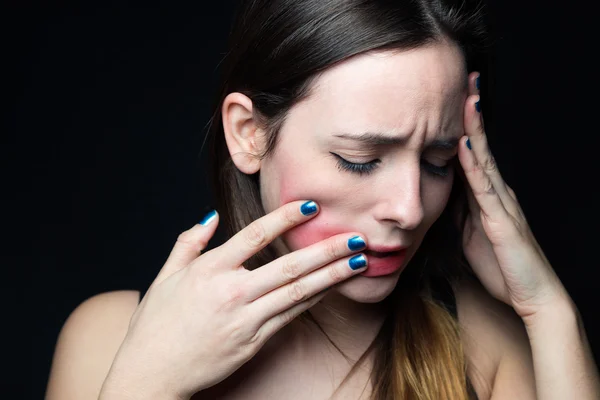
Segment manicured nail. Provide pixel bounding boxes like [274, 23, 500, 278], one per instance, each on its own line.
[349, 254, 367, 270]
[475, 100, 481, 113]
[300, 200, 318, 216]
[347, 235, 366, 251]
[476, 75, 480, 90]
[466, 138, 472, 150]
[199, 209, 217, 226]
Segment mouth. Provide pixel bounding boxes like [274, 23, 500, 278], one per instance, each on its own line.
[364, 249, 401, 258]
[360, 247, 408, 277]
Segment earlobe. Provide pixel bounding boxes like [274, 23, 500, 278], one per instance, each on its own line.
[221, 92, 265, 175]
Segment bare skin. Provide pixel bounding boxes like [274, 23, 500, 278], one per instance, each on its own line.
[46, 41, 540, 400]
[188, 271, 542, 400]
[191, 41, 523, 399]
[179, 275, 503, 400]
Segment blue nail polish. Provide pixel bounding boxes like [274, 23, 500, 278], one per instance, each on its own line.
[466, 138, 472, 150]
[300, 200, 318, 216]
[476, 75, 480, 90]
[349, 254, 367, 270]
[475, 100, 481, 113]
[347, 236, 366, 251]
[199, 209, 217, 226]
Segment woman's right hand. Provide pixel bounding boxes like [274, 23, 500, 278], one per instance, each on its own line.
[99, 200, 369, 400]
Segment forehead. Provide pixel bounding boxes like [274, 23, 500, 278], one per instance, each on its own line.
[304, 41, 467, 134]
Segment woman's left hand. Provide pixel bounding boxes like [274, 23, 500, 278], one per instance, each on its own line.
[457, 71, 571, 321]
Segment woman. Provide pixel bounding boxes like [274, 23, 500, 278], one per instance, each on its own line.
[45, 0, 600, 399]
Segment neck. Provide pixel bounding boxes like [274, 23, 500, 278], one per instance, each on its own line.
[303, 289, 390, 362]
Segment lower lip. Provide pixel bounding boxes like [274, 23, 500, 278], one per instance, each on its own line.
[360, 249, 407, 277]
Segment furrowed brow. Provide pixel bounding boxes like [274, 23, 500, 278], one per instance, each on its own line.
[332, 132, 460, 150]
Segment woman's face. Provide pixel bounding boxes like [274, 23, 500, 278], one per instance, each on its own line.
[259, 41, 467, 303]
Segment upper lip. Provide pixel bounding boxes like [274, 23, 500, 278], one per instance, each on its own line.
[367, 245, 408, 253]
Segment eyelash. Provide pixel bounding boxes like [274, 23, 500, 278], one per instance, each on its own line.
[331, 153, 455, 178]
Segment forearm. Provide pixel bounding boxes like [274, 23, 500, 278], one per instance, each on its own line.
[524, 296, 600, 399]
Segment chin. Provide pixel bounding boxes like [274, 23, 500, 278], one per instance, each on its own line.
[329, 270, 402, 303]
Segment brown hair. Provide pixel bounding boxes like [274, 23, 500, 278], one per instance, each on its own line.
[205, 0, 491, 398]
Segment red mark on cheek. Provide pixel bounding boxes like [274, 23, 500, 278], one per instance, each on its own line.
[276, 165, 354, 251]
[283, 215, 352, 251]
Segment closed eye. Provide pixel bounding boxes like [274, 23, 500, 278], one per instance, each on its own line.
[331, 152, 456, 178]
[331, 152, 380, 175]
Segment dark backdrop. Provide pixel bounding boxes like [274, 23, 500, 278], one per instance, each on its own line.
[6, 1, 598, 398]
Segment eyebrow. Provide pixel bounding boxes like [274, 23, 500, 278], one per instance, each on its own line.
[332, 132, 460, 150]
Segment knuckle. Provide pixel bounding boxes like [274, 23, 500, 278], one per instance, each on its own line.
[325, 239, 342, 260]
[243, 221, 268, 249]
[328, 263, 344, 284]
[287, 281, 307, 303]
[467, 159, 482, 175]
[482, 154, 497, 173]
[279, 309, 296, 326]
[247, 328, 265, 350]
[227, 318, 247, 342]
[281, 255, 302, 281]
[176, 230, 205, 254]
[281, 206, 298, 229]
[483, 179, 496, 196]
[217, 283, 246, 311]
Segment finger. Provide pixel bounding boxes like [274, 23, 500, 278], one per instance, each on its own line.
[463, 177, 480, 219]
[458, 135, 510, 222]
[454, 138, 482, 228]
[244, 233, 367, 301]
[212, 200, 320, 269]
[455, 156, 478, 213]
[153, 209, 220, 286]
[252, 288, 329, 347]
[249, 253, 368, 326]
[468, 71, 480, 96]
[463, 95, 517, 214]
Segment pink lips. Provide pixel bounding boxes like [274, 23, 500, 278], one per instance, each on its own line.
[360, 247, 408, 277]
[367, 244, 407, 253]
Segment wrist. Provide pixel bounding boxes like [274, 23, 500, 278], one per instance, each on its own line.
[99, 383, 184, 400]
[99, 368, 185, 400]
[522, 291, 579, 334]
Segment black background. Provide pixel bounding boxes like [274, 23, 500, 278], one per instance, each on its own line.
[6, 1, 599, 398]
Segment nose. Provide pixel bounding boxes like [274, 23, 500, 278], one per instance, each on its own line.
[373, 165, 425, 231]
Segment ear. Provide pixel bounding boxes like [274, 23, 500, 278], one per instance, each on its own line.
[222, 92, 266, 175]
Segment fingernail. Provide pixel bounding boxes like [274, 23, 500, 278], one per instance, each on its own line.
[475, 100, 481, 113]
[476, 75, 480, 90]
[199, 209, 217, 226]
[347, 235, 366, 251]
[300, 200, 318, 216]
[466, 138, 472, 150]
[349, 254, 367, 270]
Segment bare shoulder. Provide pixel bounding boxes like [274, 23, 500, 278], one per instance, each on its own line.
[453, 277, 536, 399]
[45, 290, 142, 400]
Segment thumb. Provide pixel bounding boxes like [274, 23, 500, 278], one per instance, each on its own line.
[153, 209, 220, 287]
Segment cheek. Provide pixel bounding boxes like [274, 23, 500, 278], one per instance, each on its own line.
[265, 158, 354, 250]
[261, 146, 343, 211]
[282, 213, 351, 251]
[278, 173, 357, 250]
[422, 175, 455, 223]
[278, 168, 345, 203]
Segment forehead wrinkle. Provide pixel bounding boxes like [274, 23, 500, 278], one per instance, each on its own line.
[291, 43, 467, 144]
